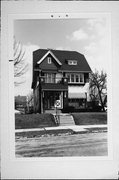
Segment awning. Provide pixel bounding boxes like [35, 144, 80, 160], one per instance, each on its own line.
[68, 92, 86, 99]
[68, 86, 88, 99]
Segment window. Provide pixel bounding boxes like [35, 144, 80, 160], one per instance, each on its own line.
[44, 73, 55, 83]
[76, 74, 79, 82]
[71, 74, 75, 82]
[47, 57, 52, 64]
[67, 74, 70, 82]
[80, 74, 84, 83]
[66, 73, 84, 83]
[68, 60, 77, 65]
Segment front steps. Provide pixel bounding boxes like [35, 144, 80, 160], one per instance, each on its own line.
[59, 114, 75, 126]
[45, 110, 75, 126]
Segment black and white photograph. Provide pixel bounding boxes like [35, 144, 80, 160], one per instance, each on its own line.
[14, 17, 109, 158]
[1, 1, 119, 179]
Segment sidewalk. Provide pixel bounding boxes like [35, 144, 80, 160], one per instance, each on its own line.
[15, 124, 107, 134]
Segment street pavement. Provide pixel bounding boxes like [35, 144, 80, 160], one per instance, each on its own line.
[16, 131, 107, 157]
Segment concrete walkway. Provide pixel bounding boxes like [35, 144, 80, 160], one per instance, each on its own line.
[15, 124, 107, 133]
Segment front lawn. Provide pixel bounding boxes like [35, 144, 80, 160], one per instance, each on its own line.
[15, 113, 56, 129]
[72, 112, 107, 125]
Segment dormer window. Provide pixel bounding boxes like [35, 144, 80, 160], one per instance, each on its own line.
[68, 60, 77, 65]
[47, 57, 52, 64]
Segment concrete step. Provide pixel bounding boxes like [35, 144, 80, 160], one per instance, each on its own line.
[59, 115, 75, 126]
[44, 110, 75, 126]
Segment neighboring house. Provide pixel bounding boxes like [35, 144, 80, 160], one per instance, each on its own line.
[26, 93, 34, 113]
[31, 49, 92, 113]
[15, 95, 27, 113]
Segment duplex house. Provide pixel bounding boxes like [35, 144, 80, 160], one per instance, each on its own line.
[31, 49, 92, 113]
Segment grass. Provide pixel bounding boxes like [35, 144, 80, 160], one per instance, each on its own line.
[85, 127, 107, 133]
[16, 129, 74, 138]
[15, 113, 56, 129]
[72, 112, 107, 125]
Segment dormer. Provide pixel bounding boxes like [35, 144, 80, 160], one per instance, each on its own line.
[66, 60, 77, 65]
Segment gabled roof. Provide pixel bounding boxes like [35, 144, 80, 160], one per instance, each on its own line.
[37, 50, 62, 66]
[32, 49, 92, 88]
[51, 49, 91, 72]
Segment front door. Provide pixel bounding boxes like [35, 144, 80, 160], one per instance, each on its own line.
[44, 91, 63, 110]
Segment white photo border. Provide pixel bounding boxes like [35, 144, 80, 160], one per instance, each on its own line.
[1, 1, 119, 179]
[9, 12, 112, 161]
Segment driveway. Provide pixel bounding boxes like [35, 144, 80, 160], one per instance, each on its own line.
[16, 132, 107, 157]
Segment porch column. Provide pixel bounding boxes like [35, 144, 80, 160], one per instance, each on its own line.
[39, 85, 41, 113]
[41, 90, 44, 114]
[63, 91, 68, 108]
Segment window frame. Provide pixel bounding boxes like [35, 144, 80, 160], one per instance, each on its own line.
[66, 73, 84, 84]
[68, 60, 77, 65]
[44, 73, 55, 83]
[47, 57, 52, 64]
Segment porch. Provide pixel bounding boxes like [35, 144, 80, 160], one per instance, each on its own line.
[40, 90, 68, 113]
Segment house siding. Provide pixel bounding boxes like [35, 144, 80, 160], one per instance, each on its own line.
[39, 55, 59, 71]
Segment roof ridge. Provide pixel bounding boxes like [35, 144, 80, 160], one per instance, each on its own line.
[33, 48, 83, 55]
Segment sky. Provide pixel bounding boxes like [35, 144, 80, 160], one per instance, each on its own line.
[14, 18, 109, 96]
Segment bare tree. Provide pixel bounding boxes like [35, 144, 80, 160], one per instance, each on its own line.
[14, 37, 28, 86]
[26, 91, 34, 113]
[89, 70, 107, 112]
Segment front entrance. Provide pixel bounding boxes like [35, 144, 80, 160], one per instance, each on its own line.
[43, 91, 63, 110]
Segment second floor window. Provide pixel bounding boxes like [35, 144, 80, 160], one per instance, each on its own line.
[66, 73, 84, 83]
[44, 73, 55, 83]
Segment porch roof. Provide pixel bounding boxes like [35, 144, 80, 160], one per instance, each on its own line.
[41, 83, 68, 91]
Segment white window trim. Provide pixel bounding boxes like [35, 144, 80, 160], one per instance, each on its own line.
[47, 57, 52, 64]
[45, 73, 55, 83]
[66, 73, 84, 84]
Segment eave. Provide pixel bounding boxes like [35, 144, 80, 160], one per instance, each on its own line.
[58, 70, 92, 73]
